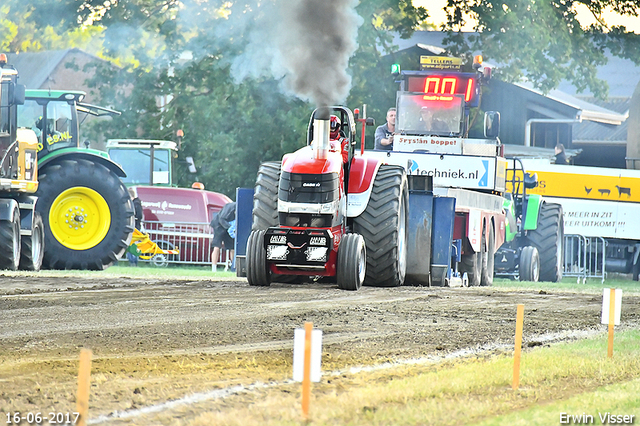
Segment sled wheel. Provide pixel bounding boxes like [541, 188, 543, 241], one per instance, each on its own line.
[519, 246, 540, 282]
[480, 222, 495, 286]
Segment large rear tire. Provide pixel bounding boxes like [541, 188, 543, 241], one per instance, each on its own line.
[0, 207, 21, 270]
[19, 212, 44, 271]
[36, 159, 134, 270]
[252, 162, 281, 231]
[337, 233, 366, 291]
[519, 246, 540, 282]
[527, 202, 564, 282]
[353, 165, 408, 287]
[247, 230, 271, 286]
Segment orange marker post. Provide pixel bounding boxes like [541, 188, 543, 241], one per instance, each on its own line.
[512, 304, 524, 390]
[608, 288, 615, 358]
[76, 349, 92, 426]
[301, 322, 313, 421]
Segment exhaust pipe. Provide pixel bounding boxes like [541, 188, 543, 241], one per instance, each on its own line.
[313, 107, 331, 160]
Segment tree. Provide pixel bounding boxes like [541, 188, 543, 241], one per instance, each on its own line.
[442, 0, 640, 98]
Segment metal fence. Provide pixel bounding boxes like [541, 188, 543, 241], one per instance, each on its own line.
[126, 220, 231, 268]
[563, 234, 607, 283]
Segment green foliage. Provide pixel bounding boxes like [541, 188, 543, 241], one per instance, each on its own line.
[442, 0, 640, 98]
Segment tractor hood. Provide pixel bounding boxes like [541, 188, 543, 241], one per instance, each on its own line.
[282, 145, 344, 176]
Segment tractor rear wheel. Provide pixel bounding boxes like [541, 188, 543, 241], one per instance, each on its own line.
[527, 202, 564, 282]
[353, 165, 408, 287]
[247, 230, 271, 286]
[337, 233, 366, 291]
[36, 159, 134, 270]
[519, 246, 540, 282]
[252, 162, 281, 231]
[19, 212, 44, 271]
[0, 207, 21, 270]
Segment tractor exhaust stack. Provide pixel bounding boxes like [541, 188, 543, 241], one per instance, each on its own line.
[313, 107, 331, 160]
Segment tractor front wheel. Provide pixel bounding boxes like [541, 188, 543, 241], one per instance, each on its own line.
[337, 233, 366, 291]
[527, 202, 564, 282]
[36, 159, 134, 270]
[247, 230, 271, 287]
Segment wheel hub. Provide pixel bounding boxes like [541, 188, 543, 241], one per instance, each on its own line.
[49, 187, 111, 250]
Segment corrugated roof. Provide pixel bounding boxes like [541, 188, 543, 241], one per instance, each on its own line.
[513, 82, 628, 125]
[572, 97, 631, 144]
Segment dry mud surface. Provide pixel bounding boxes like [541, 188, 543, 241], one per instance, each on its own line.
[1, 274, 638, 424]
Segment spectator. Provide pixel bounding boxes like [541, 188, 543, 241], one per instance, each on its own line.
[374, 108, 396, 150]
[210, 201, 236, 270]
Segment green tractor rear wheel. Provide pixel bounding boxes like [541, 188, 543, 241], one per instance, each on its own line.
[36, 159, 134, 270]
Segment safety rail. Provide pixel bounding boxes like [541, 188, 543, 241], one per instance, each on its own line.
[563, 234, 607, 283]
[121, 220, 231, 268]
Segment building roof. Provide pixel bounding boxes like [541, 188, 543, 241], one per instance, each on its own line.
[6, 48, 101, 88]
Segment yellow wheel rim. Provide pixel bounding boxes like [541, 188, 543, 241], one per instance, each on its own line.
[49, 187, 111, 250]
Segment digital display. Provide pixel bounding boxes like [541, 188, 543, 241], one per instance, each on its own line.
[406, 74, 479, 106]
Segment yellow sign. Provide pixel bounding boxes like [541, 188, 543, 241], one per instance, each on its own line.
[526, 170, 640, 203]
[420, 56, 462, 70]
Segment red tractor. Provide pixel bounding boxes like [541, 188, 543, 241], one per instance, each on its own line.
[246, 106, 408, 290]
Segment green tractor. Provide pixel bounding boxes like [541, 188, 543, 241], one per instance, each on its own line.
[494, 158, 564, 282]
[18, 90, 134, 269]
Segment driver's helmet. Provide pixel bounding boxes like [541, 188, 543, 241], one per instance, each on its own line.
[330, 115, 341, 139]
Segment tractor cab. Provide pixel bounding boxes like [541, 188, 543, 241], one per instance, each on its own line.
[18, 90, 120, 155]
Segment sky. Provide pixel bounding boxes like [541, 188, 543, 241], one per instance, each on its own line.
[413, 0, 640, 33]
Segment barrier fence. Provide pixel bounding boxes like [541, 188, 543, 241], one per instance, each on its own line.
[563, 234, 607, 283]
[124, 220, 231, 269]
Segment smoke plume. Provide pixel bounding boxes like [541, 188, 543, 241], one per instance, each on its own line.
[227, 0, 363, 107]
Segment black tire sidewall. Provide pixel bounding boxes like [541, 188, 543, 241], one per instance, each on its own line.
[36, 159, 134, 270]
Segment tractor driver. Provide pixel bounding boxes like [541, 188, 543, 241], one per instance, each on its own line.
[329, 115, 349, 163]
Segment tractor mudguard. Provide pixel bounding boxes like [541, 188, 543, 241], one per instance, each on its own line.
[0, 199, 18, 222]
[502, 197, 517, 242]
[38, 147, 127, 178]
[523, 194, 542, 231]
[346, 156, 381, 218]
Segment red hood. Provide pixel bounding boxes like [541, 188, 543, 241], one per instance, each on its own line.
[282, 145, 343, 175]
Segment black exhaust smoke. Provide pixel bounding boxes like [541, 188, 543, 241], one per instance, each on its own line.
[227, 0, 362, 107]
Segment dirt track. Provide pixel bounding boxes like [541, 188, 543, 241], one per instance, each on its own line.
[1, 274, 638, 424]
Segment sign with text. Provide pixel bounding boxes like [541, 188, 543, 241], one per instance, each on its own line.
[366, 151, 502, 191]
[392, 135, 462, 154]
[543, 197, 640, 240]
